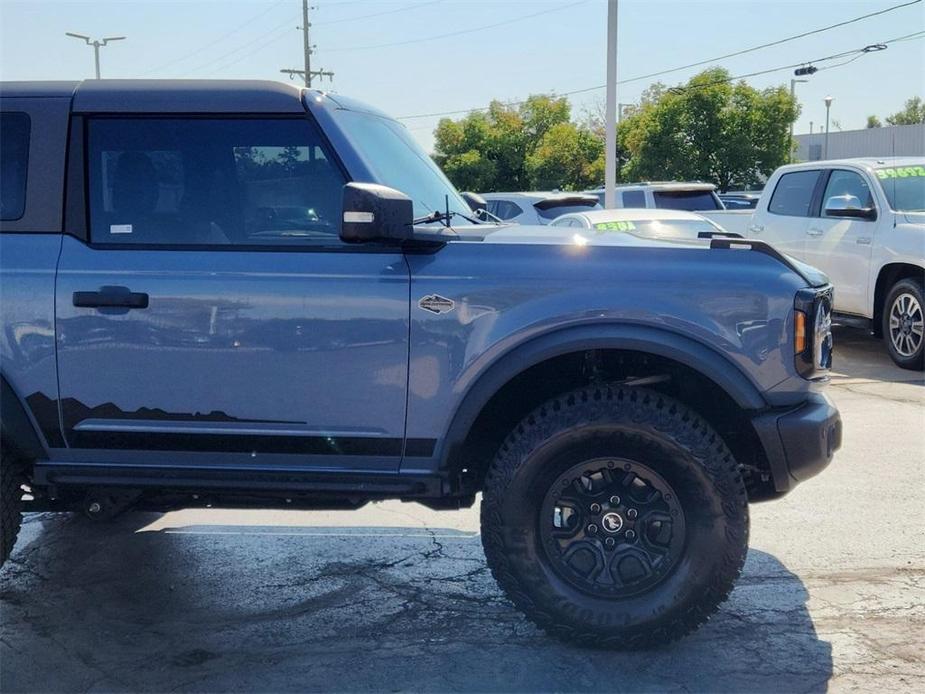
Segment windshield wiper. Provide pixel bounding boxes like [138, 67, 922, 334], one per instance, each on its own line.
[412, 195, 483, 227]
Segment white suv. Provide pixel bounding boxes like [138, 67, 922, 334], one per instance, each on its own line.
[481, 192, 600, 225]
[586, 182, 724, 211]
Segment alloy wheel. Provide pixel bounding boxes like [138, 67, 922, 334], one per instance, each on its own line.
[889, 292, 924, 358]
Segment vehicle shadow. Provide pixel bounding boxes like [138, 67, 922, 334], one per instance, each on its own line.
[1, 511, 833, 693]
[831, 325, 924, 385]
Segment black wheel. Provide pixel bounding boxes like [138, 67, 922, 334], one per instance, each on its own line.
[1, 446, 26, 566]
[481, 385, 748, 649]
[883, 278, 924, 370]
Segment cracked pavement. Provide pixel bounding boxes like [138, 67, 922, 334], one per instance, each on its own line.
[1, 327, 923, 692]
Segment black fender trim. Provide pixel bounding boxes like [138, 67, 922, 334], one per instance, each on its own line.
[437, 323, 768, 472]
[1, 375, 47, 461]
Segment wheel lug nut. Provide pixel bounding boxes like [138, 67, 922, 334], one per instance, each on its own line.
[587, 524, 598, 534]
[590, 503, 601, 513]
[627, 508, 638, 519]
[609, 495, 620, 505]
[626, 529, 636, 540]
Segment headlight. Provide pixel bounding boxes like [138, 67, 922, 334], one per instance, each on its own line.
[794, 287, 834, 380]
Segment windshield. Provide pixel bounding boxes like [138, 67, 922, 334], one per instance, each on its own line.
[653, 190, 722, 211]
[590, 218, 722, 238]
[333, 109, 472, 222]
[875, 164, 925, 212]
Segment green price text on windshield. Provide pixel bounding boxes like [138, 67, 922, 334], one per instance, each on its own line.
[594, 221, 637, 232]
[876, 166, 925, 179]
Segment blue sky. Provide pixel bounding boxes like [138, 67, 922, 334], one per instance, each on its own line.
[1, 0, 922, 151]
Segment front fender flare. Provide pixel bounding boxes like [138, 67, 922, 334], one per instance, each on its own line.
[437, 323, 767, 471]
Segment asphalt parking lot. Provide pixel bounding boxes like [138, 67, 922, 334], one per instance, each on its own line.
[1, 326, 923, 693]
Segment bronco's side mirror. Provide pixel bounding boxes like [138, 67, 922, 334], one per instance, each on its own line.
[340, 182, 414, 243]
[824, 194, 877, 221]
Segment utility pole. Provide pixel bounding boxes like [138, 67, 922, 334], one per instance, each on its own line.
[824, 95, 834, 159]
[65, 32, 125, 79]
[604, 0, 619, 209]
[280, 0, 333, 88]
[789, 78, 807, 163]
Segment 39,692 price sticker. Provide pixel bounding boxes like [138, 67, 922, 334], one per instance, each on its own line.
[875, 166, 925, 179]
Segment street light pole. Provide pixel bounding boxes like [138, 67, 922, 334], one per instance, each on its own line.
[824, 95, 834, 160]
[789, 78, 807, 163]
[65, 32, 125, 79]
[604, 0, 619, 209]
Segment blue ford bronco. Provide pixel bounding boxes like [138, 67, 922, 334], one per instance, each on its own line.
[0, 80, 841, 648]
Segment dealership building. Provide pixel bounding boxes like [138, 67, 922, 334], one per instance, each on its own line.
[795, 123, 924, 161]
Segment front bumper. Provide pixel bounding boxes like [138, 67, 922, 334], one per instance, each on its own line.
[751, 393, 842, 493]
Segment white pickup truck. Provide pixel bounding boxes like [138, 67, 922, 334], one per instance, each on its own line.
[703, 158, 925, 370]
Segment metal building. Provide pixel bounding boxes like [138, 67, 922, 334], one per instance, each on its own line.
[795, 124, 924, 162]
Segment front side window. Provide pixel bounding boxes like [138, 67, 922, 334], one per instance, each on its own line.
[822, 170, 875, 215]
[875, 164, 925, 212]
[0, 112, 30, 221]
[768, 170, 821, 217]
[87, 118, 346, 246]
[489, 200, 523, 221]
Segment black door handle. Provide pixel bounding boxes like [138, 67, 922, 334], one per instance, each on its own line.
[73, 286, 149, 309]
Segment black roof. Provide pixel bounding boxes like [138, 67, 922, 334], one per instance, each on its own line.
[0, 79, 306, 113]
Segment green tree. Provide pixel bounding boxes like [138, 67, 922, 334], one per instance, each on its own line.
[886, 96, 925, 125]
[526, 122, 604, 190]
[617, 68, 799, 191]
[433, 95, 596, 191]
[866, 115, 882, 128]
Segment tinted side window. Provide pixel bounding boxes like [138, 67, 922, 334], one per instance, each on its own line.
[621, 190, 646, 207]
[768, 170, 821, 217]
[0, 112, 30, 221]
[491, 200, 523, 220]
[822, 170, 874, 213]
[87, 118, 346, 246]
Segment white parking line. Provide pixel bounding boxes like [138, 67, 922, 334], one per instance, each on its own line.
[161, 529, 480, 538]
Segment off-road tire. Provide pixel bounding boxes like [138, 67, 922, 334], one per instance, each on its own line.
[883, 277, 925, 371]
[481, 384, 749, 649]
[1, 446, 25, 566]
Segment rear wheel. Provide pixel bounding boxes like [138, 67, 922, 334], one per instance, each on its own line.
[883, 278, 924, 371]
[1, 446, 26, 566]
[481, 385, 748, 649]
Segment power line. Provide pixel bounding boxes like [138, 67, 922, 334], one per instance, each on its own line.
[184, 12, 303, 75]
[396, 3, 925, 122]
[324, 0, 590, 52]
[190, 0, 443, 76]
[139, 0, 286, 76]
[614, 0, 922, 86]
[314, 0, 443, 26]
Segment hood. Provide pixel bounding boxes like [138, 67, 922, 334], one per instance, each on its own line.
[474, 224, 711, 250]
[442, 223, 830, 289]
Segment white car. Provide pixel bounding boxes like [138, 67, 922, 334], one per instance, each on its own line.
[586, 182, 725, 211]
[481, 191, 600, 225]
[744, 158, 924, 369]
[550, 207, 738, 239]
